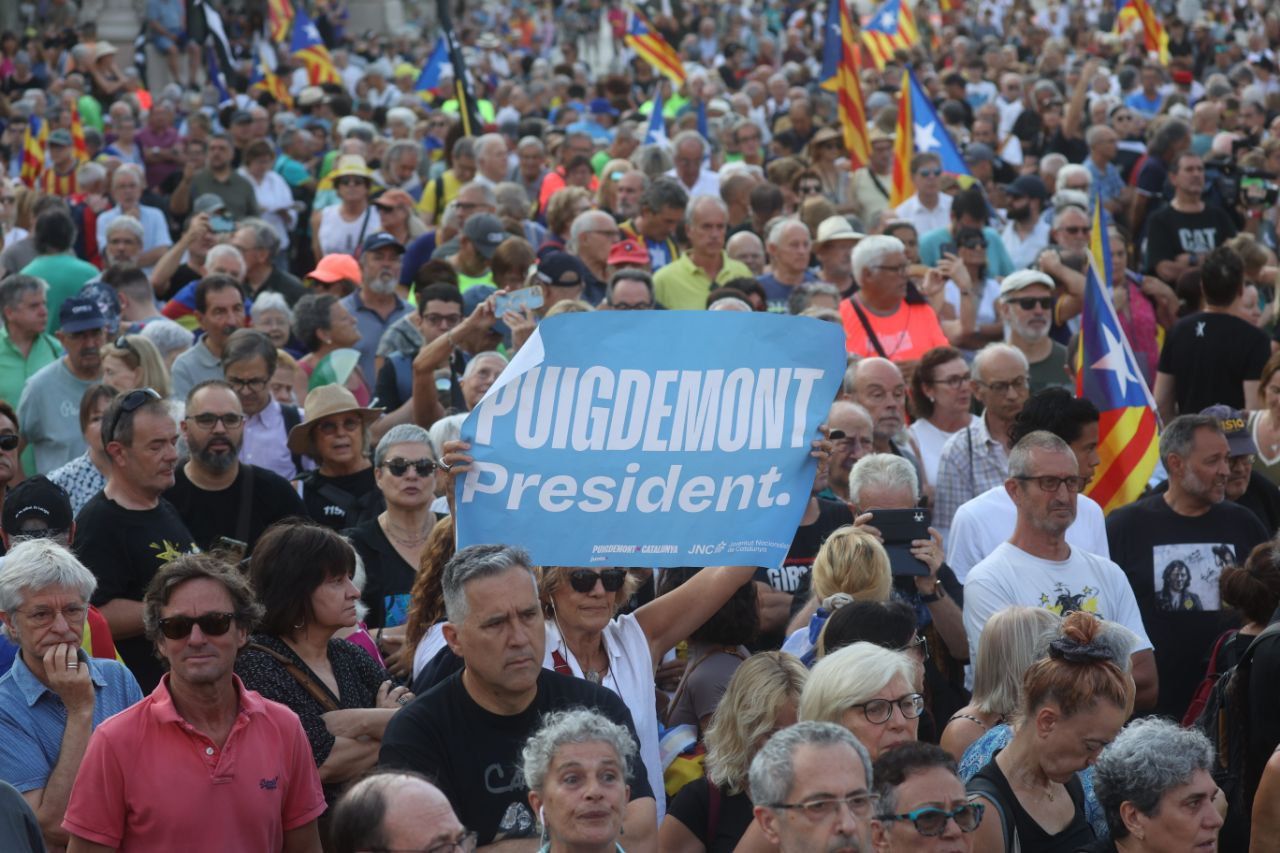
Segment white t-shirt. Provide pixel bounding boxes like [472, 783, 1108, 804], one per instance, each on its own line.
[947, 485, 1109, 582]
[910, 415, 975, 487]
[543, 614, 665, 818]
[411, 622, 448, 680]
[962, 541, 1152, 664]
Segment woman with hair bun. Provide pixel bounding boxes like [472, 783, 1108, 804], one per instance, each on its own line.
[965, 610, 1136, 853]
[1217, 539, 1280, 671]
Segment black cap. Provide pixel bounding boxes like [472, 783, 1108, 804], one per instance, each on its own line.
[59, 294, 108, 333]
[536, 252, 588, 288]
[2, 477, 73, 537]
[1002, 174, 1049, 201]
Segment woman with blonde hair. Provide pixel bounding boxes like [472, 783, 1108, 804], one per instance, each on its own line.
[941, 606, 1061, 760]
[660, 652, 808, 852]
[781, 526, 893, 663]
[800, 641, 921, 759]
[100, 334, 172, 398]
[596, 158, 636, 214]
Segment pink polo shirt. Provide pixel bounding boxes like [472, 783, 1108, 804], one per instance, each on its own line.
[63, 674, 326, 851]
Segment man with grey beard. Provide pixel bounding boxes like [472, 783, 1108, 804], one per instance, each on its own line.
[344, 232, 411, 385]
[997, 270, 1069, 393]
[163, 380, 304, 554]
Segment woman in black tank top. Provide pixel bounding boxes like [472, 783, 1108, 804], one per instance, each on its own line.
[965, 611, 1136, 853]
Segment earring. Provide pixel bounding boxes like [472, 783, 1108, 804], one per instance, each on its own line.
[926, 396, 935, 403]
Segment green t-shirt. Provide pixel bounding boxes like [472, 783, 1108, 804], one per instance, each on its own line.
[21, 254, 100, 333]
[457, 270, 495, 292]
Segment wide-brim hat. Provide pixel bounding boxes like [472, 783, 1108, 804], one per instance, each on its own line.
[287, 385, 384, 456]
[329, 154, 374, 183]
[809, 126, 844, 151]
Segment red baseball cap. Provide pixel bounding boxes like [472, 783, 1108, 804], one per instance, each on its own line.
[608, 239, 650, 267]
[308, 254, 361, 284]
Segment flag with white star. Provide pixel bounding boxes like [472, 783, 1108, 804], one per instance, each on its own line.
[861, 0, 919, 70]
[891, 68, 971, 205]
[1077, 258, 1160, 512]
[644, 90, 668, 147]
[290, 3, 340, 85]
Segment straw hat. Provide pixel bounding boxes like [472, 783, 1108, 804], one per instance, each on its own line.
[287, 385, 384, 457]
[329, 154, 374, 183]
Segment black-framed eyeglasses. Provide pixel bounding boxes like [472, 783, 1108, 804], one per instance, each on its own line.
[609, 300, 654, 310]
[568, 568, 628, 594]
[1007, 296, 1054, 311]
[1060, 225, 1090, 235]
[186, 412, 245, 430]
[957, 238, 987, 250]
[928, 374, 969, 389]
[157, 611, 235, 640]
[102, 387, 162, 445]
[974, 376, 1028, 395]
[767, 792, 879, 822]
[851, 692, 926, 724]
[900, 634, 930, 662]
[798, 183, 823, 194]
[877, 802, 984, 836]
[0, 433, 18, 452]
[226, 376, 269, 392]
[374, 829, 479, 853]
[1014, 475, 1090, 493]
[382, 457, 437, 477]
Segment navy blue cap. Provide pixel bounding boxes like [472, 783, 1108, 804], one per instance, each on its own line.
[589, 97, 619, 117]
[1002, 174, 1048, 201]
[2, 476, 73, 536]
[361, 232, 405, 254]
[59, 294, 108, 333]
[537, 252, 588, 288]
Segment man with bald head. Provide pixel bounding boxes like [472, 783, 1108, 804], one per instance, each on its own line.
[758, 219, 817, 311]
[726, 231, 766, 277]
[822, 399, 875, 505]
[567, 210, 620, 305]
[330, 771, 469, 853]
[847, 358, 925, 478]
[654, 197, 752, 310]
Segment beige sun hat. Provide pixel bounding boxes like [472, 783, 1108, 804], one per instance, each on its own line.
[287, 384, 384, 457]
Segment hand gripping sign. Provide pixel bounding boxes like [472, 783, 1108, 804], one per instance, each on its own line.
[456, 312, 846, 567]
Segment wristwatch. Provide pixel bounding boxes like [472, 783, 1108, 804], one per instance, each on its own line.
[919, 579, 944, 603]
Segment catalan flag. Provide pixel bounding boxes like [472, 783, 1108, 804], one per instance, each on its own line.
[291, 3, 340, 85]
[625, 8, 685, 85]
[1076, 250, 1160, 513]
[1115, 0, 1169, 65]
[862, 0, 919, 70]
[268, 0, 294, 43]
[20, 116, 46, 188]
[890, 68, 972, 206]
[415, 37, 448, 95]
[250, 45, 294, 109]
[69, 105, 87, 162]
[1089, 194, 1113, 289]
[820, 0, 870, 170]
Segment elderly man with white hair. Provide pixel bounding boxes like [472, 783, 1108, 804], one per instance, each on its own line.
[840, 235, 949, 364]
[567, 210, 618, 305]
[666, 130, 720, 197]
[95, 164, 171, 269]
[374, 140, 424, 200]
[653, 196, 752, 310]
[472, 133, 510, 188]
[0, 539, 143, 849]
[758, 219, 817, 311]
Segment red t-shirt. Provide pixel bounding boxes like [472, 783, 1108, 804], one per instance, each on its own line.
[839, 299, 949, 362]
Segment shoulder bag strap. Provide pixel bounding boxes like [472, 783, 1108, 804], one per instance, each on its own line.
[352, 205, 373, 257]
[967, 774, 1019, 853]
[664, 647, 748, 728]
[705, 782, 722, 845]
[235, 466, 255, 546]
[246, 642, 341, 713]
[867, 169, 891, 200]
[848, 297, 888, 358]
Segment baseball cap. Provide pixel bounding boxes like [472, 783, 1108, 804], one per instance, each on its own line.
[48, 128, 72, 147]
[373, 189, 415, 210]
[608, 239, 650, 267]
[999, 269, 1056, 298]
[1201, 405, 1257, 456]
[537, 252, 588, 288]
[1, 476, 73, 538]
[589, 97, 619, 117]
[193, 193, 229, 216]
[963, 142, 996, 165]
[462, 214, 508, 259]
[308, 254, 361, 284]
[1002, 174, 1048, 201]
[361, 232, 405, 255]
[230, 109, 253, 125]
[59, 294, 108, 333]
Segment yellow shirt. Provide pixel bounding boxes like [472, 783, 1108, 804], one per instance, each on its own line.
[653, 252, 753, 310]
[415, 169, 464, 220]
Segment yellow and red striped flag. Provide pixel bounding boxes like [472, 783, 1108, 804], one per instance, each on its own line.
[69, 105, 87, 162]
[861, 0, 919, 70]
[20, 116, 46, 188]
[624, 7, 685, 85]
[820, 0, 870, 170]
[291, 4, 341, 85]
[268, 0, 295, 43]
[890, 71, 913, 206]
[1115, 0, 1169, 65]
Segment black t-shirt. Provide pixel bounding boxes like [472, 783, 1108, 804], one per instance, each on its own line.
[345, 516, 434, 629]
[74, 492, 197, 692]
[666, 778, 754, 853]
[1106, 493, 1268, 718]
[375, 357, 409, 413]
[379, 668, 654, 846]
[301, 467, 383, 531]
[1156, 312, 1269, 413]
[1143, 204, 1237, 275]
[753, 498, 853, 597]
[163, 463, 307, 553]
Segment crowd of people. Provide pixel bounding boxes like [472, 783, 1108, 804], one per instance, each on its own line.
[0, 0, 1277, 849]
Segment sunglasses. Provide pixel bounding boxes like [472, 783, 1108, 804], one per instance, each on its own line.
[958, 239, 986, 249]
[567, 568, 628, 594]
[878, 802, 985, 836]
[916, 168, 942, 177]
[157, 611, 235, 640]
[0, 433, 17, 451]
[1008, 296, 1054, 310]
[383, 457, 437, 477]
[102, 387, 162, 445]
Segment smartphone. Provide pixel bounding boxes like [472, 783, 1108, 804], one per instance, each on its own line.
[866, 508, 932, 577]
[495, 288, 544, 318]
[209, 214, 236, 234]
[938, 242, 956, 258]
[216, 536, 248, 562]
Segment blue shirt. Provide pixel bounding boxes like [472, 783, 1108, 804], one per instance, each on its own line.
[0, 653, 142, 792]
[1124, 90, 1163, 119]
[918, 226, 1016, 276]
[1085, 158, 1126, 205]
[340, 291, 411, 388]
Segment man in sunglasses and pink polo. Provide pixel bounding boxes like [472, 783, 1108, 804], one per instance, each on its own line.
[73, 387, 195, 693]
[62, 555, 325, 852]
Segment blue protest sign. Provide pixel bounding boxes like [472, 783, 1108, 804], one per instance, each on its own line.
[456, 312, 846, 567]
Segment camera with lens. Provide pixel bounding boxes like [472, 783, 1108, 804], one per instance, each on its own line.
[1239, 169, 1280, 209]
